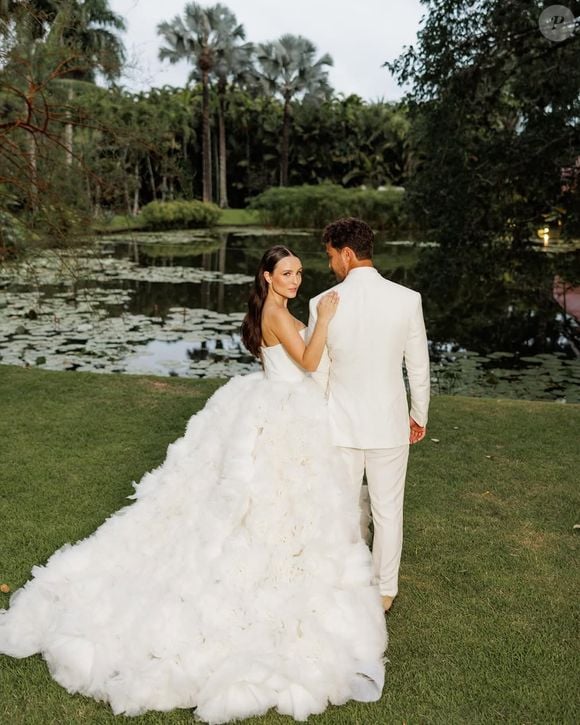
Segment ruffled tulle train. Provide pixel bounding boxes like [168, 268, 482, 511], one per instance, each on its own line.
[0, 372, 387, 723]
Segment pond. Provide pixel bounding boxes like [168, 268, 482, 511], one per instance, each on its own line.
[0, 228, 579, 402]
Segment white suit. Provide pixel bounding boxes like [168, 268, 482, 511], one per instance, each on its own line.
[307, 266, 430, 596]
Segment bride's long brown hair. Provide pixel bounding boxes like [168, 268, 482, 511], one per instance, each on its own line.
[241, 245, 297, 359]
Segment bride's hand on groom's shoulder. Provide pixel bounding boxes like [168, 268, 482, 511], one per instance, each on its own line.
[409, 417, 426, 445]
[316, 292, 339, 323]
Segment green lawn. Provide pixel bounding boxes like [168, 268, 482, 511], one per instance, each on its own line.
[93, 214, 147, 232]
[93, 208, 261, 233]
[0, 365, 578, 724]
[217, 208, 261, 226]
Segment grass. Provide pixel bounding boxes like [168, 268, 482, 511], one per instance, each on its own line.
[93, 208, 261, 233]
[93, 214, 147, 233]
[217, 208, 261, 226]
[0, 364, 578, 724]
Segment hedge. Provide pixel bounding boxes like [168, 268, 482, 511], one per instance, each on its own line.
[248, 183, 406, 230]
[140, 200, 221, 230]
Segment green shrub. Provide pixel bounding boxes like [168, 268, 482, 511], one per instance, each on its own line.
[34, 204, 89, 242]
[0, 209, 36, 255]
[0, 201, 89, 254]
[248, 183, 406, 231]
[140, 200, 221, 230]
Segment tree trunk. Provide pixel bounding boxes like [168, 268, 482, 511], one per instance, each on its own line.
[201, 69, 212, 203]
[122, 150, 131, 216]
[217, 90, 228, 208]
[161, 175, 168, 202]
[146, 154, 157, 201]
[280, 96, 291, 187]
[27, 132, 38, 213]
[212, 118, 219, 204]
[24, 88, 38, 213]
[95, 181, 102, 218]
[132, 161, 140, 216]
[245, 122, 251, 195]
[85, 160, 92, 215]
[64, 86, 74, 166]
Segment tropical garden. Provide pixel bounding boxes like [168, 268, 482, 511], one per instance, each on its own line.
[0, 1, 579, 723]
[0, 0, 578, 388]
[0, 0, 414, 244]
[1, 0, 576, 247]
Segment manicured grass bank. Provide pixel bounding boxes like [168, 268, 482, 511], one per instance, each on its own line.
[0, 365, 578, 724]
[94, 208, 261, 233]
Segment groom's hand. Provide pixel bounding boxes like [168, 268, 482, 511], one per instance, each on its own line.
[409, 417, 426, 444]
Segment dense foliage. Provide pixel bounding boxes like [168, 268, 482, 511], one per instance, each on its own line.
[0, 0, 578, 253]
[0, 2, 410, 250]
[140, 200, 220, 230]
[386, 0, 580, 247]
[249, 183, 407, 231]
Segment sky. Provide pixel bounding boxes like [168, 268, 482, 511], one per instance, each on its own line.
[108, 0, 425, 101]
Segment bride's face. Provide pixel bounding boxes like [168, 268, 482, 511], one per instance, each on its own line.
[265, 256, 303, 299]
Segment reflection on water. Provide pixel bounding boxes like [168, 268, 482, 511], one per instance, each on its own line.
[0, 229, 579, 402]
[125, 334, 250, 377]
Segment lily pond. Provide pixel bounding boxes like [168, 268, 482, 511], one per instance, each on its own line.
[1, 228, 579, 402]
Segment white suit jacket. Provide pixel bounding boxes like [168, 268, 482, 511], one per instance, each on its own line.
[307, 267, 430, 449]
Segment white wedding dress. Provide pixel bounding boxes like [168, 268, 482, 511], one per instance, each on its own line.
[0, 330, 387, 724]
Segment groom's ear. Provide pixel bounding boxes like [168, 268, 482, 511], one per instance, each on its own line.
[342, 246, 355, 262]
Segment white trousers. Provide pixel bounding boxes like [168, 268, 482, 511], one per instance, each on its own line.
[339, 445, 410, 597]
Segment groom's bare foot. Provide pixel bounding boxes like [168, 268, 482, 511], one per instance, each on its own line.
[382, 595, 395, 612]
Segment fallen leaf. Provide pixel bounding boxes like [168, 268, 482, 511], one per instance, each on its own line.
[0, 583, 10, 593]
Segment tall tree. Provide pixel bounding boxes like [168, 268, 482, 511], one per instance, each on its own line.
[158, 2, 245, 203]
[0, 0, 56, 38]
[256, 34, 333, 186]
[48, 0, 126, 165]
[385, 0, 580, 247]
[0, 0, 125, 228]
[0, 0, 61, 211]
[211, 43, 254, 208]
[184, 7, 254, 208]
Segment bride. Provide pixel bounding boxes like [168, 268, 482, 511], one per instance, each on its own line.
[0, 245, 387, 724]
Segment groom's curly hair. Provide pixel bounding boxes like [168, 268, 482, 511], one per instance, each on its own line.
[322, 217, 374, 260]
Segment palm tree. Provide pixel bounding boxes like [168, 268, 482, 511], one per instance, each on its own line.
[189, 38, 255, 208]
[47, 0, 126, 166]
[1, 0, 125, 221]
[256, 35, 333, 186]
[158, 3, 246, 204]
[0, 0, 56, 36]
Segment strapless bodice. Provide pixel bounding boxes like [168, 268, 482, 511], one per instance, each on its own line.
[261, 328, 307, 382]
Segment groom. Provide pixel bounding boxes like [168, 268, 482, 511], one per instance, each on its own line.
[307, 217, 430, 613]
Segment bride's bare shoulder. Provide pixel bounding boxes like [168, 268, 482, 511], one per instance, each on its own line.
[262, 306, 304, 345]
[262, 304, 291, 327]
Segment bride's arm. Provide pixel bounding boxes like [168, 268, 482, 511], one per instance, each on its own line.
[269, 293, 338, 372]
[307, 297, 331, 392]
